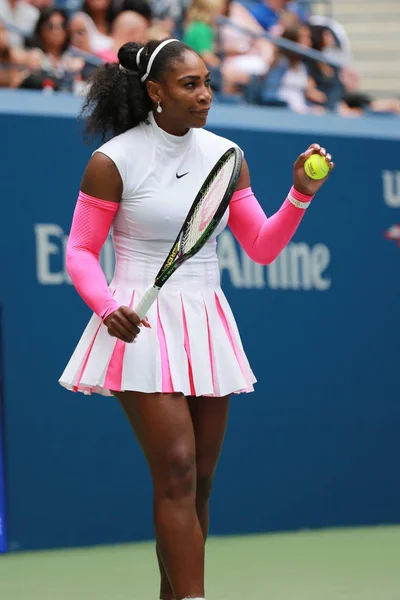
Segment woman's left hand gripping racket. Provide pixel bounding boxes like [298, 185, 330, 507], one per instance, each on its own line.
[133, 146, 242, 320]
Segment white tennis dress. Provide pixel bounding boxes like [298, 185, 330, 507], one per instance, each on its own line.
[59, 112, 256, 397]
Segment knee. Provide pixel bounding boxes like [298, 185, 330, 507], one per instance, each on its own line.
[196, 467, 215, 507]
[158, 447, 196, 502]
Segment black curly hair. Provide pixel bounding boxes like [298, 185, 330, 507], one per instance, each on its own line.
[81, 40, 193, 142]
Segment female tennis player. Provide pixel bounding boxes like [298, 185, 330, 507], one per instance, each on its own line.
[59, 39, 334, 600]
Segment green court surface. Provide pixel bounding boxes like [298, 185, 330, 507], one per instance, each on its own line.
[1, 527, 399, 600]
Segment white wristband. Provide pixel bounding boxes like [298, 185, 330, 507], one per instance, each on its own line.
[288, 192, 311, 210]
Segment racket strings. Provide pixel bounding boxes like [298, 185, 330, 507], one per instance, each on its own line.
[181, 154, 236, 253]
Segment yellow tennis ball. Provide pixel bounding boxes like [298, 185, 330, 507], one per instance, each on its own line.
[304, 154, 329, 180]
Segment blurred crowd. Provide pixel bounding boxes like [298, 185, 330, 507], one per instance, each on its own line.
[1, 0, 399, 116]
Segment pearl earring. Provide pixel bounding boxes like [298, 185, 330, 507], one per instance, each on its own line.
[156, 101, 162, 114]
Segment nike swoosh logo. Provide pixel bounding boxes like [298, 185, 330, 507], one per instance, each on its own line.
[176, 172, 189, 179]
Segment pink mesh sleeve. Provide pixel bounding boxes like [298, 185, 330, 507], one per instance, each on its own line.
[228, 186, 314, 265]
[66, 191, 120, 319]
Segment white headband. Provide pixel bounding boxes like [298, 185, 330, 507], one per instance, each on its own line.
[139, 39, 179, 83]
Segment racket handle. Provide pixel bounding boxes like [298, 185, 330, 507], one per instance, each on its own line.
[134, 285, 161, 320]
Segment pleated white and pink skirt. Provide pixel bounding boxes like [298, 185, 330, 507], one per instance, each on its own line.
[59, 248, 256, 398]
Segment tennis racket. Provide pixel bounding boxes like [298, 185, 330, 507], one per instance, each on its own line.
[134, 146, 242, 320]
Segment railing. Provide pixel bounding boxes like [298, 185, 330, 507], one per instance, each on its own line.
[217, 16, 343, 70]
[1, 13, 342, 105]
[2, 13, 343, 71]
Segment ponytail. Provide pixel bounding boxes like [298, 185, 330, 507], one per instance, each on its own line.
[81, 39, 192, 142]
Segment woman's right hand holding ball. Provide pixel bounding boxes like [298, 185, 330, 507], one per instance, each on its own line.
[293, 143, 335, 196]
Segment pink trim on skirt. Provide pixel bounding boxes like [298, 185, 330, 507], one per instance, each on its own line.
[204, 301, 217, 394]
[73, 322, 103, 392]
[215, 293, 253, 390]
[157, 301, 174, 393]
[60, 284, 256, 397]
[103, 291, 135, 391]
[181, 295, 196, 397]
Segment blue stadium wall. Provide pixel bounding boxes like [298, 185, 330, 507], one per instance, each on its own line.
[0, 90, 399, 551]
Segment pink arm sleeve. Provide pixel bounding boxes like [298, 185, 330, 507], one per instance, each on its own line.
[228, 186, 314, 265]
[66, 191, 120, 319]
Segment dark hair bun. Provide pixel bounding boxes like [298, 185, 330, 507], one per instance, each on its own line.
[82, 38, 191, 141]
[118, 42, 142, 71]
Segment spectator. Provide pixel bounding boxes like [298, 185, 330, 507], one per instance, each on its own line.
[0, 0, 39, 47]
[249, 0, 305, 33]
[220, 0, 275, 92]
[69, 11, 93, 54]
[110, 0, 152, 23]
[147, 20, 173, 40]
[82, 0, 115, 35]
[183, 0, 223, 68]
[26, 8, 84, 81]
[269, 6, 300, 36]
[308, 24, 342, 110]
[0, 19, 29, 86]
[339, 92, 400, 117]
[309, 23, 400, 117]
[111, 0, 177, 41]
[97, 9, 149, 62]
[183, 0, 272, 96]
[69, 10, 112, 53]
[261, 24, 326, 113]
[308, 14, 352, 66]
[68, 11, 100, 84]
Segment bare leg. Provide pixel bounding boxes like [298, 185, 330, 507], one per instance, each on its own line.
[156, 544, 175, 600]
[156, 395, 230, 599]
[114, 391, 205, 600]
